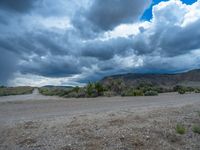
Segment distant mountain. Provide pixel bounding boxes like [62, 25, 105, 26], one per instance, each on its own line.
[42, 85, 74, 89]
[101, 69, 200, 88]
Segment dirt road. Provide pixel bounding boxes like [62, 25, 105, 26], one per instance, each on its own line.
[0, 88, 64, 103]
[0, 91, 199, 124]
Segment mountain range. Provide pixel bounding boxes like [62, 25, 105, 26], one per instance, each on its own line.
[101, 69, 200, 88]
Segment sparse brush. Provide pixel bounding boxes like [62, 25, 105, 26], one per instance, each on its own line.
[176, 124, 186, 134]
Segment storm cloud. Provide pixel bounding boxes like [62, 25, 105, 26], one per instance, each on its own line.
[72, 0, 151, 37]
[0, 0, 200, 86]
[0, 0, 39, 13]
[85, 0, 151, 30]
[0, 50, 18, 85]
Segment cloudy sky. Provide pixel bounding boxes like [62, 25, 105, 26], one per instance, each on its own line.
[0, 0, 200, 86]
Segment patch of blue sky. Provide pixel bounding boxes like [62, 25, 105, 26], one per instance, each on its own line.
[141, 0, 197, 21]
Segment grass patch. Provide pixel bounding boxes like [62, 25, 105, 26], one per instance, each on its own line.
[192, 125, 200, 134]
[176, 124, 186, 135]
[0, 87, 34, 96]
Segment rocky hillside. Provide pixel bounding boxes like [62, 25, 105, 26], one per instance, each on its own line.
[101, 69, 200, 88]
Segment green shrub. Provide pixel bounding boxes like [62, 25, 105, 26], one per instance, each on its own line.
[174, 85, 199, 94]
[192, 125, 200, 134]
[135, 82, 168, 94]
[75, 88, 86, 98]
[39, 87, 70, 97]
[103, 78, 126, 94]
[144, 90, 158, 96]
[121, 90, 130, 97]
[121, 89, 144, 96]
[95, 82, 104, 96]
[103, 91, 116, 97]
[72, 86, 80, 93]
[186, 87, 194, 92]
[197, 111, 200, 117]
[176, 124, 186, 134]
[195, 89, 200, 93]
[85, 82, 105, 97]
[178, 89, 186, 94]
[86, 82, 95, 97]
[173, 85, 183, 92]
[65, 91, 79, 98]
[133, 90, 144, 96]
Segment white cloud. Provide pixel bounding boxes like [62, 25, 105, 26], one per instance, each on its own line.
[103, 21, 151, 39]
[182, 0, 200, 26]
[8, 73, 85, 87]
[37, 17, 72, 30]
[113, 55, 144, 68]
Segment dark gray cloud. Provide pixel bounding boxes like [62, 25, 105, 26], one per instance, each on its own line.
[0, 29, 79, 79]
[159, 20, 200, 56]
[0, 0, 39, 13]
[34, 31, 69, 56]
[0, 50, 18, 85]
[72, 0, 151, 38]
[131, 20, 200, 57]
[81, 37, 133, 60]
[0, 14, 8, 25]
[86, 0, 150, 30]
[20, 55, 82, 77]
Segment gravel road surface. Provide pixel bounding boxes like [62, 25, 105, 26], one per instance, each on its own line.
[0, 91, 199, 124]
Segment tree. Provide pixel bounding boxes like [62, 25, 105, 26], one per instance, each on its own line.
[73, 86, 80, 93]
[95, 82, 104, 96]
[86, 82, 95, 97]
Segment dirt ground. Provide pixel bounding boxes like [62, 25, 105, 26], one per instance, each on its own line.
[0, 93, 200, 150]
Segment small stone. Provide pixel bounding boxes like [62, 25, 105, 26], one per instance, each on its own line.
[146, 135, 150, 140]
